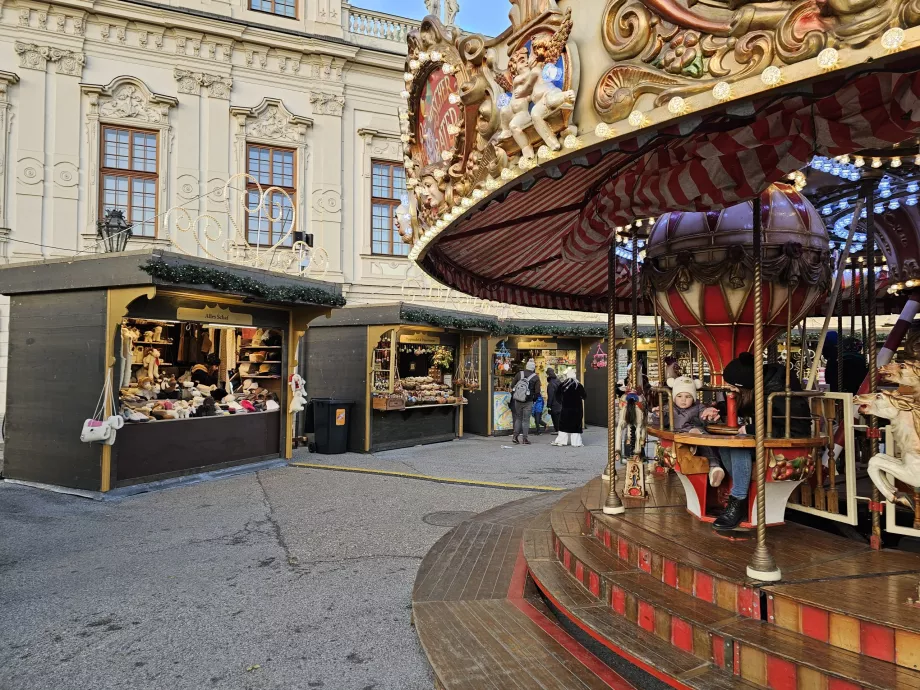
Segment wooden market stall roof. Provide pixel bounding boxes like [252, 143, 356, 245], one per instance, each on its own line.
[0, 250, 345, 308]
[311, 302, 623, 337]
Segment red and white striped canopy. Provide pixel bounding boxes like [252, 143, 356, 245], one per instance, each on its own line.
[419, 58, 920, 313]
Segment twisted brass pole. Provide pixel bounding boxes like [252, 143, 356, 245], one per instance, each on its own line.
[748, 195, 781, 581]
[604, 241, 625, 514]
[866, 189, 882, 549]
[632, 233, 639, 392]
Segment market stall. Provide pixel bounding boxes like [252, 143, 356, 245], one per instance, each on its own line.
[304, 304, 488, 452]
[0, 250, 343, 493]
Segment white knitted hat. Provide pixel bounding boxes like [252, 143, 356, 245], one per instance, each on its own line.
[667, 375, 702, 400]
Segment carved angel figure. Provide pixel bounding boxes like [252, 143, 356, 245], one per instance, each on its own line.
[494, 9, 575, 160]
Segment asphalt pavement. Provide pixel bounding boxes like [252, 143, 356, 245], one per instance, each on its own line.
[0, 429, 605, 690]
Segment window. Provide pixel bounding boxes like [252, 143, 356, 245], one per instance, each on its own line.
[250, 0, 296, 18]
[246, 144, 296, 247]
[371, 161, 408, 256]
[100, 126, 158, 237]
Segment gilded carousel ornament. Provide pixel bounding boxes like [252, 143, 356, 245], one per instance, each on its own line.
[593, 0, 920, 123]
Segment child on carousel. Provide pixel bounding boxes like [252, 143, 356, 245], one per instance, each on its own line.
[652, 375, 725, 488]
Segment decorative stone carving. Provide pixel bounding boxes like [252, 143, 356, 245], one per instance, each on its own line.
[74, 17, 85, 36]
[201, 74, 232, 100]
[14, 43, 85, 77]
[312, 189, 342, 214]
[310, 92, 345, 116]
[53, 161, 79, 188]
[84, 78, 177, 124]
[174, 69, 201, 95]
[18, 8, 30, 26]
[231, 98, 312, 144]
[17, 156, 44, 185]
[56, 15, 66, 32]
[176, 174, 199, 201]
[306, 55, 345, 81]
[0, 72, 19, 226]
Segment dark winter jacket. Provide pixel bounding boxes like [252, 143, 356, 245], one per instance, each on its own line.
[718, 363, 811, 438]
[558, 379, 587, 433]
[546, 374, 563, 414]
[510, 370, 541, 405]
[651, 400, 707, 432]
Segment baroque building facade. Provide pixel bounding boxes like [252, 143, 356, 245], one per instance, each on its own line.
[0, 0, 601, 429]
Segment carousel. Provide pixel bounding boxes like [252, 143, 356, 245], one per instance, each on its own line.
[406, 1, 920, 688]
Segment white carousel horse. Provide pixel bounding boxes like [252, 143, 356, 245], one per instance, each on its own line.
[854, 390, 920, 508]
[879, 359, 920, 390]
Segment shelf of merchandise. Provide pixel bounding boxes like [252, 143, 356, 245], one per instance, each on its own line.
[132, 362, 174, 367]
[135, 341, 173, 346]
[239, 345, 282, 350]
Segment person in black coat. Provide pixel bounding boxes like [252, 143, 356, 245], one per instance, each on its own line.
[551, 369, 587, 447]
[545, 367, 563, 434]
[711, 352, 812, 531]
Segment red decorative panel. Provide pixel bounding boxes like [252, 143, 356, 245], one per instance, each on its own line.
[671, 617, 693, 653]
[638, 601, 655, 633]
[695, 572, 714, 603]
[639, 547, 652, 574]
[712, 634, 726, 668]
[563, 548, 571, 570]
[603, 528, 612, 548]
[617, 536, 629, 561]
[766, 655, 797, 690]
[828, 679, 862, 690]
[575, 561, 584, 584]
[663, 559, 677, 587]
[800, 605, 830, 643]
[589, 571, 600, 597]
[611, 586, 626, 615]
[860, 620, 895, 662]
[732, 639, 741, 676]
[738, 587, 755, 618]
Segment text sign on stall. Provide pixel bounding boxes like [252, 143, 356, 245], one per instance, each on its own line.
[400, 333, 441, 345]
[517, 340, 556, 350]
[176, 304, 254, 326]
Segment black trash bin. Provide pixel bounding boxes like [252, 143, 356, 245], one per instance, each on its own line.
[306, 398, 354, 454]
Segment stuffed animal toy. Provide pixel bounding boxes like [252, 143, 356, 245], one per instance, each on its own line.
[136, 376, 157, 400]
[153, 325, 163, 342]
[81, 413, 125, 443]
[143, 330, 154, 342]
[143, 349, 160, 380]
[289, 374, 306, 414]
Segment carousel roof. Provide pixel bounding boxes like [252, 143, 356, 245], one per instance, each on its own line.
[401, 4, 920, 314]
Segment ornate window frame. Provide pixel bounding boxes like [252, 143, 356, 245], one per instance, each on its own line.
[229, 98, 312, 247]
[81, 76, 178, 245]
[358, 128, 404, 259]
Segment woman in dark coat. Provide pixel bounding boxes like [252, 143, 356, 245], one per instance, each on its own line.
[551, 369, 587, 447]
[545, 368, 563, 434]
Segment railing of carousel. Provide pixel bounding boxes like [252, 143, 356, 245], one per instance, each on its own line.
[343, 4, 419, 46]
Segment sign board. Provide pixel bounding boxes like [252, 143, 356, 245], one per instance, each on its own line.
[517, 340, 557, 350]
[400, 333, 441, 345]
[176, 304, 254, 326]
[417, 70, 461, 168]
[335, 408, 346, 426]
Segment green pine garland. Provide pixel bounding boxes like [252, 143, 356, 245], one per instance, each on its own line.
[399, 306, 608, 338]
[142, 259, 346, 307]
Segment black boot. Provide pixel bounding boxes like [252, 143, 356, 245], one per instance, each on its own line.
[713, 496, 747, 531]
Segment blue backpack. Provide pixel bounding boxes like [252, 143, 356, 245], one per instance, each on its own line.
[533, 395, 545, 415]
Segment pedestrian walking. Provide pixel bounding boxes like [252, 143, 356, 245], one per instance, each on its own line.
[551, 368, 587, 447]
[545, 367, 563, 434]
[510, 359, 541, 445]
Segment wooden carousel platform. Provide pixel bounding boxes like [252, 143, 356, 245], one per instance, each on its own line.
[413, 472, 920, 689]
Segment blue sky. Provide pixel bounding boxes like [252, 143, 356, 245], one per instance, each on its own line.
[352, 0, 509, 37]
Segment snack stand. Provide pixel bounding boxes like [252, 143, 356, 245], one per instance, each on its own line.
[304, 304, 489, 452]
[0, 250, 342, 493]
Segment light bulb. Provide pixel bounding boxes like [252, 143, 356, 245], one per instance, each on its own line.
[872, 157, 883, 168]
[409, 60, 420, 71]
[667, 97, 689, 115]
[441, 150, 453, 162]
[760, 66, 782, 86]
[882, 27, 906, 53]
[400, 90, 411, 100]
[404, 72, 413, 82]
[712, 81, 732, 102]
[448, 93, 461, 105]
[595, 122, 612, 138]
[442, 63, 454, 75]
[563, 134, 581, 149]
[854, 156, 865, 167]
[892, 157, 903, 168]
[430, 51, 442, 62]
[816, 48, 839, 71]
[628, 110, 647, 128]
[418, 51, 429, 62]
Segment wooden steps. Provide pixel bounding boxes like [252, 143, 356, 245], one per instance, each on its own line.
[413, 491, 648, 689]
[536, 475, 920, 689]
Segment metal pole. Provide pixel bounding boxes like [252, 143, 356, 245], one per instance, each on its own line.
[653, 300, 664, 388]
[631, 234, 639, 392]
[865, 189, 882, 549]
[861, 267, 868, 357]
[604, 242, 625, 515]
[837, 288, 844, 392]
[747, 194, 781, 581]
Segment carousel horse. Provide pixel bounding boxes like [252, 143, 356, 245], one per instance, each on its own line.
[880, 359, 920, 392]
[854, 390, 920, 508]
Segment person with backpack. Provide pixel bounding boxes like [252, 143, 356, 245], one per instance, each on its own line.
[510, 359, 541, 445]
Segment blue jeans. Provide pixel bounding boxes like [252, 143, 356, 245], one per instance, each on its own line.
[724, 447, 753, 500]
